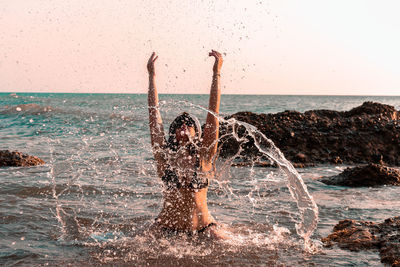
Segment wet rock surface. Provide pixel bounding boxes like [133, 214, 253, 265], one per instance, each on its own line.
[322, 217, 400, 266]
[0, 150, 45, 167]
[219, 102, 400, 166]
[320, 163, 400, 187]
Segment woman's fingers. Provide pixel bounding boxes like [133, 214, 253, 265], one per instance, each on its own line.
[148, 53, 158, 66]
[209, 50, 222, 59]
[149, 52, 157, 62]
[148, 53, 154, 64]
[212, 49, 221, 56]
[209, 50, 223, 73]
[147, 52, 157, 74]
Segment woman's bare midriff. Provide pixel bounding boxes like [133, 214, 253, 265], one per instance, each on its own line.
[155, 187, 215, 232]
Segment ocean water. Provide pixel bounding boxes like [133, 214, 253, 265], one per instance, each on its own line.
[1, 93, 400, 266]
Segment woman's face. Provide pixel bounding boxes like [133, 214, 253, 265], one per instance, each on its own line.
[175, 123, 196, 145]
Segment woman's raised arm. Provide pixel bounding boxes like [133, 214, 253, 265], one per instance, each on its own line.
[201, 50, 223, 166]
[147, 52, 166, 175]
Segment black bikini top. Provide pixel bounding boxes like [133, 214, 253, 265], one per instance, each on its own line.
[161, 165, 209, 190]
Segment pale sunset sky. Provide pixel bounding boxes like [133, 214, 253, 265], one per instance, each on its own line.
[1, 0, 400, 95]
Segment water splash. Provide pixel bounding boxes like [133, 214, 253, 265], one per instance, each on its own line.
[229, 119, 319, 248]
[48, 98, 318, 258]
[48, 138, 68, 240]
[177, 100, 319, 248]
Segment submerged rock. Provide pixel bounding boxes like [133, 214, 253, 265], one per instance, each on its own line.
[0, 103, 55, 115]
[0, 150, 45, 167]
[219, 102, 400, 166]
[320, 163, 400, 187]
[322, 217, 400, 266]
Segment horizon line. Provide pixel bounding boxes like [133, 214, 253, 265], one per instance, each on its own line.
[1, 91, 400, 97]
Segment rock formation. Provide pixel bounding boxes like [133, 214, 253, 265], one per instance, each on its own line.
[322, 217, 400, 266]
[0, 150, 45, 167]
[320, 163, 400, 187]
[219, 102, 400, 166]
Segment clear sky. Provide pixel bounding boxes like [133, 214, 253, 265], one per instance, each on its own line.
[1, 0, 400, 95]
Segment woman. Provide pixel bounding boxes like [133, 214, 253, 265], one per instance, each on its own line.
[147, 50, 223, 237]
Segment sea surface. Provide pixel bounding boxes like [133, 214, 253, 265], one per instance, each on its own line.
[1, 93, 400, 266]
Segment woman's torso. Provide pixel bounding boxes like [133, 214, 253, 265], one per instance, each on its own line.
[156, 148, 215, 231]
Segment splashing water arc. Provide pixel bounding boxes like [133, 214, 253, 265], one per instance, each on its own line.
[231, 119, 319, 242]
[183, 100, 319, 244]
[46, 97, 319, 260]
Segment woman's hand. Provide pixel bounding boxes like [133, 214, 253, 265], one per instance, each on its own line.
[209, 50, 223, 74]
[147, 52, 158, 76]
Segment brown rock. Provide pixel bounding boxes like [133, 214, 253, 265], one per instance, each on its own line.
[345, 101, 399, 120]
[322, 219, 380, 250]
[0, 150, 45, 167]
[219, 102, 400, 166]
[320, 163, 400, 187]
[323, 217, 400, 266]
[295, 153, 307, 163]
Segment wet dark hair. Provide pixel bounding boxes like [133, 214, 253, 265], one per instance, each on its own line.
[167, 112, 202, 152]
